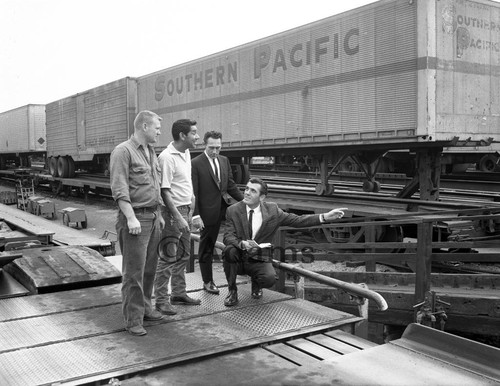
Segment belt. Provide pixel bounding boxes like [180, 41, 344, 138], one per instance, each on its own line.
[133, 206, 158, 214]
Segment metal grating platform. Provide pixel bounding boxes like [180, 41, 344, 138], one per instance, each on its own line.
[0, 271, 360, 385]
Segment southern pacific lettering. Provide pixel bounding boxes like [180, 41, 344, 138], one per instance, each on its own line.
[254, 27, 359, 78]
[154, 63, 238, 101]
[154, 27, 359, 101]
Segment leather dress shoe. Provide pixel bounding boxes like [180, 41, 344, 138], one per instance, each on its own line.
[171, 294, 201, 305]
[251, 289, 263, 299]
[144, 310, 164, 321]
[156, 303, 177, 315]
[251, 280, 263, 299]
[203, 281, 220, 295]
[224, 290, 239, 307]
[127, 325, 147, 336]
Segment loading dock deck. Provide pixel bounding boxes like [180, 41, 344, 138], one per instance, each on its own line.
[0, 277, 361, 386]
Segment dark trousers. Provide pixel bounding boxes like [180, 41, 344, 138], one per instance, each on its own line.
[223, 245, 276, 292]
[198, 212, 224, 283]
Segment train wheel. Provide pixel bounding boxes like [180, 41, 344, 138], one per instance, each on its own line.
[478, 154, 498, 172]
[326, 184, 335, 195]
[362, 180, 374, 192]
[315, 183, 326, 196]
[67, 157, 75, 178]
[372, 181, 381, 193]
[57, 157, 70, 178]
[49, 157, 59, 177]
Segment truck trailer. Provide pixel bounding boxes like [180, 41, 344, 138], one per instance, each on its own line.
[0, 104, 46, 169]
[45, 77, 137, 178]
[43, 0, 500, 197]
[136, 0, 500, 197]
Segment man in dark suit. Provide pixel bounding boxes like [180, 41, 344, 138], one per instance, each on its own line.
[223, 177, 347, 307]
[192, 131, 244, 294]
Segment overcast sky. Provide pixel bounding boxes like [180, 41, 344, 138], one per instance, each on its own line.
[0, 0, 376, 113]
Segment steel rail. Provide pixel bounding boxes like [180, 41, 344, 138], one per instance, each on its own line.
[190, 233, 388, 311]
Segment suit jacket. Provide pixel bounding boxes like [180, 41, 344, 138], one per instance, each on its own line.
[192, 153, 243, 226]
[224, 201, 321, 250]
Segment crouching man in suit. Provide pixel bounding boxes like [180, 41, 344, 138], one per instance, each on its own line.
[222, 177, 347, 306]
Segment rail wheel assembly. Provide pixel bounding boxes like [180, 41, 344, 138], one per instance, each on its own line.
[57, 156, 76, 178]
[478, 154, 499, 172]
[48, 156, 59, 177]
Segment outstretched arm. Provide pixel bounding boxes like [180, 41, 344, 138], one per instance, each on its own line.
[322, 207, 348, 222]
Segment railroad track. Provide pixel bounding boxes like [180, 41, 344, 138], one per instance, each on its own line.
[252, 172, 500, 204]
[251, 168, 500, 194]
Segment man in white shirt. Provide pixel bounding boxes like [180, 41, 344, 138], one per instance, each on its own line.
[155, 119, 201, 315]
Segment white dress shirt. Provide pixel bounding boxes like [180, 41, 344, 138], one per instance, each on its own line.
[247, 205, 262, 239]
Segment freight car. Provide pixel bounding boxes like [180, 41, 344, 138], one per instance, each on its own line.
[44, 77, 138, 178]
[41, 0, 500, 198]
[0, 104, 46, 169]
[136, 0, 500, 197]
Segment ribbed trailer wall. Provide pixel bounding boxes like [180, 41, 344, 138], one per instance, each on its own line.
[46, 77, 137, 162]
[0, 105, 46, 153]
[137, 0, 499, 152]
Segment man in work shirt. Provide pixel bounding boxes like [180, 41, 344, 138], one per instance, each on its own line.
[155, 119, 201, 315]
[110, 110, 164, 336]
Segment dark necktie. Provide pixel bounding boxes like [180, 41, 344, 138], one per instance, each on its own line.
[212, 158, 219, 181]
[248, 209, 254, 239]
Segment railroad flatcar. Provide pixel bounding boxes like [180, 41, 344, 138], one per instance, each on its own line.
[135, 0, 500, 194]
[0, 104, 46, 169]
[40, 0, 500, 194]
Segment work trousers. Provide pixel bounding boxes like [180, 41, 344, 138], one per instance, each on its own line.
[154, 205, 191, 304]
[116, 209, 161, 329]
[223, 245, 277, 292]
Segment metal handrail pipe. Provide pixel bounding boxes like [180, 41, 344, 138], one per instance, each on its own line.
[191, 233, 388, 311]
[272, 259, 388, 311]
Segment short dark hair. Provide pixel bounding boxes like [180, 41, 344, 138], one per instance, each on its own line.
[172, 119, 196, 140]
[248, 177, 268, 196]
[203, 131, 222, 143]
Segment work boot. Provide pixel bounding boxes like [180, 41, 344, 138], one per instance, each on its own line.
[144, 309, 164, 321]
[171, 294, 201, 305]
[127, 325, 147, 336]
[156, 303, 177, 315]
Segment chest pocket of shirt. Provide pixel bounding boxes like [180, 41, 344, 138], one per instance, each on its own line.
[131, 166, 151, 185]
